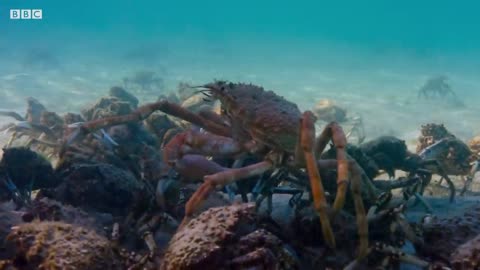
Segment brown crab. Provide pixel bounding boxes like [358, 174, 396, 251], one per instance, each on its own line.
[64, 81, 368, 258]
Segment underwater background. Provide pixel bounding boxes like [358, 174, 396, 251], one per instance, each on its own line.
[1, 0, 479, 147]
[1, 2, 480, 269]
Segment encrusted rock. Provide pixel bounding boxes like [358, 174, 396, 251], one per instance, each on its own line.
[54, 163, 145, 216]
[161, 203, 255, 270]
[22, 197, 113, 235]
[160, 203, 298, 270]
[2, 221, 121, 269]
[417, 204, 480, 262]
[0, 202, 23, 259]
[450, 233, 480, 270]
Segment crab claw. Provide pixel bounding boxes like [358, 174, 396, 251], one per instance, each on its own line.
[0, 110, 25, 121]
[156, 154, 226, 209]
[163, 131, 188, 163]
[171, 154, 225, 183]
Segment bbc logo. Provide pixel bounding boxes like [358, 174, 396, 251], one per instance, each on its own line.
[10, 9, 43, 20]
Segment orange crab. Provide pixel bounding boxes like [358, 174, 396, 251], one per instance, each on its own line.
[64, 81, 368, 258]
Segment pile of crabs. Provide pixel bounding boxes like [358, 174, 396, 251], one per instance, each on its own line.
[0, 81, 479, 270]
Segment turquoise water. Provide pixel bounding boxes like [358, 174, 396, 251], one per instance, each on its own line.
[1, 4, 480, 268]
[1, 0, 479, 142]
[3, 1, 480, 50]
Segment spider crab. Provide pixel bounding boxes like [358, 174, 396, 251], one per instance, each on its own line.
[64, 81, 368, 258]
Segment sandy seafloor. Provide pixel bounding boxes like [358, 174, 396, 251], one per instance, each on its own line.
[0, 38, 479, 200]
[1, 38, 479, 144]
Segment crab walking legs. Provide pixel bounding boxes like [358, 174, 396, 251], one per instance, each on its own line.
[300, 112, 336, 249]
[180, 160, 274, 228]
[315, 159, 369, 259]
[63, 100, 231, 146]
[313, 121, 349, 213]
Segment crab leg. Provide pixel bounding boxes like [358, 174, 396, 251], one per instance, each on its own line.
[316, 158, 369, 259]
[461, 161, 479, 195]
[0, 111, 25, 121]
[419, 159, 455, 202]
[314, 121, 349, 213]
[349, 161, 369, 259]
[300, 111, 336, 249]
[64, 100, 232, 145]
[5, 130, 18, 148]
[180, 160, 273, 228]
